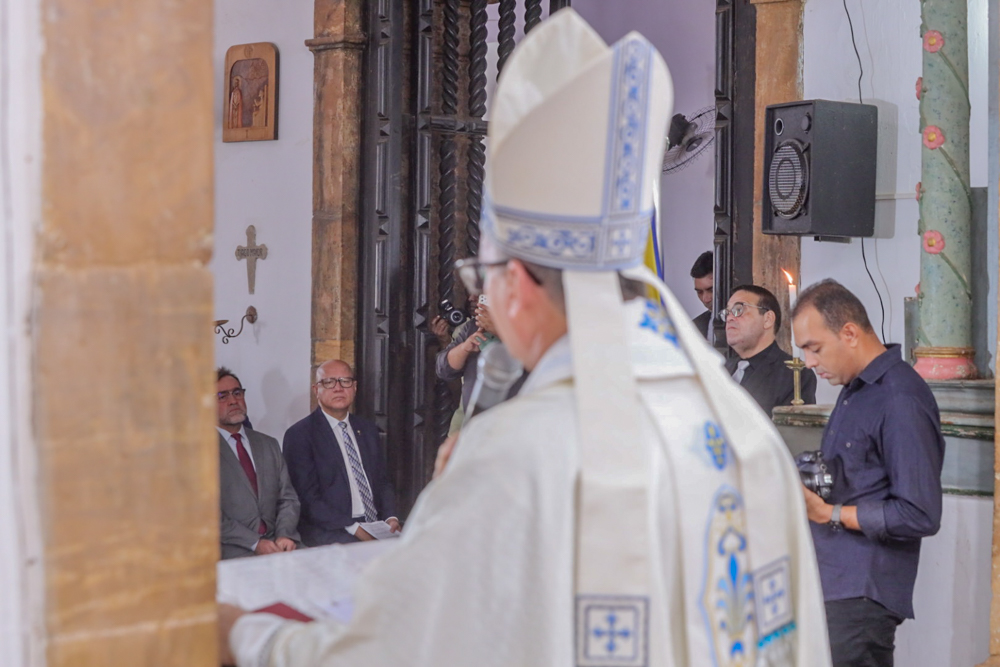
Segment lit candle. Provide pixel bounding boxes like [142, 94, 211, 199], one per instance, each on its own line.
[783, 269, 800, 358]
[782, 269, 798, 308]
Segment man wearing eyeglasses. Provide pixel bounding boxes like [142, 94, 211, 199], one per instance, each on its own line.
[282, 359, 399, 546]
[723, 285, 816, 417]
[217, 367, 301, 559]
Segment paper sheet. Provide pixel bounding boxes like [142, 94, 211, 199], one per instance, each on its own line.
[217, 540, 398, 621]
[359, 520, 401, 540]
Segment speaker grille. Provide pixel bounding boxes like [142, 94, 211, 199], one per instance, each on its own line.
[768, 140, 809, 219]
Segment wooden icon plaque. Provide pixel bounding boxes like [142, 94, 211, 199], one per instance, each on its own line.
[223, 42, 278, 142]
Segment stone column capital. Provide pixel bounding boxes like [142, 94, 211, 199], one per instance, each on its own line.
[305, 35, 365, 53]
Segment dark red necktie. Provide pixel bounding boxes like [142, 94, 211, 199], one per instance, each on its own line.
[233, 433, 266, 535]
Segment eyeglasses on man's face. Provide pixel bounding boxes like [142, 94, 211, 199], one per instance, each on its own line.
[455, 258, 509, 296]
[217, 388, 246, 401]
[718, 302, 769, 321]
[454, 257, 543, 296]
[316, 377, 357, 389]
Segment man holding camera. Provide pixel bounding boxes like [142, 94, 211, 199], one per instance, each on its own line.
[791, 280, 944, 667]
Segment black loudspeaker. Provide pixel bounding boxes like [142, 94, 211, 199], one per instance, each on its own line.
[763, 100, 877, 237]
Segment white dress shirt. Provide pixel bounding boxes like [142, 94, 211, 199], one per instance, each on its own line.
[321, 412, 371, 537]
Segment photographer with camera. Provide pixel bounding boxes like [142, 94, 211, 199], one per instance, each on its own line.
[791, 280, 944, 667]
[436, 295, 523, 430]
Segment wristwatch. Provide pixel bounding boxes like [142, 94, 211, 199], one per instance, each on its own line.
[830, 504, 843, 531]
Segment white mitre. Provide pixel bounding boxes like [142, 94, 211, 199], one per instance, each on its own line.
[484, 9, 672, 270]
[483, 10, 673, 666]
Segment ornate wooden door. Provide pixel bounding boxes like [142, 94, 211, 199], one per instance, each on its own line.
[356, 0, 571, 515]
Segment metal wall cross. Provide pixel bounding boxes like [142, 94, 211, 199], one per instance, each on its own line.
[235, 224, 268, 294]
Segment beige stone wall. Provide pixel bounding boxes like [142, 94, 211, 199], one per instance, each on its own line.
[308, 0, 365, 380]
[38, 0, 217, 664]
[751, 0, 803, 352]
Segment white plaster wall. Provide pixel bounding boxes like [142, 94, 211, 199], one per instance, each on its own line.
[802, 0, 991, 403]
[895, 493, 992, 666]
[803, 5, 994, 661]
[213, 0, 314, 439]
[575, 0, 717, 319]
[0, 0, 44, 663]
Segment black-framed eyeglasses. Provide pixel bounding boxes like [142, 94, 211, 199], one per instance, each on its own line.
[454, 257, 542, 295]
[316, 377, 357, 389]
[718, 302, 769, 321]
[455, 258, 508, 295]
[217, 388, 246, 401]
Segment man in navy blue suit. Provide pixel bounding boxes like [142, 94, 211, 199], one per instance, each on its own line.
[283, 359, 399, 545]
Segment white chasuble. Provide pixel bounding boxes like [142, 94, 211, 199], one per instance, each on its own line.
[230, 298, 829, 667]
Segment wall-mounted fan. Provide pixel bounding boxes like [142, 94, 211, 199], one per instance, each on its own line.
[662, 106, 716, 174]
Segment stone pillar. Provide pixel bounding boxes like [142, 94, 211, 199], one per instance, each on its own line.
[750, 0, 803, 353]
[307, 0, 366, 377]
[38, 0, 217, 664]
[913, 0, 976, 379]
[984, 396, 1000, 667]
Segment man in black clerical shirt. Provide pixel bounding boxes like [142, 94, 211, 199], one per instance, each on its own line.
[722, 283, 816, 416]
[792, 279, 944, 667]
[689, 251, 713, 340]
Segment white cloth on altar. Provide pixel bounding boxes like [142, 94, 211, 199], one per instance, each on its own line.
[230, 297, 829, 667]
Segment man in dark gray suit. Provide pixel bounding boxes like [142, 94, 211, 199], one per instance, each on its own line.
[217, 367, 301, 559]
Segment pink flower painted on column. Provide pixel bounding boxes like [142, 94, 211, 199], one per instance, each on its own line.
[923, 30, 944, 53]
[922, 125, 945, 149]
[923, 230, 945, 254]
[915, 182, 922, 201]
[915, 283, 921, 295]
[916, 77, 923, 100]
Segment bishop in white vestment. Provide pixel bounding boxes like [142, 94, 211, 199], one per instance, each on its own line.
[221, 10, 829, 667]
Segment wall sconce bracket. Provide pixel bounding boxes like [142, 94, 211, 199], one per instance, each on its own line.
[214, 306, 257, 344]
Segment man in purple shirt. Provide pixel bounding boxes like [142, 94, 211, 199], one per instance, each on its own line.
[791, 279, 944, 667]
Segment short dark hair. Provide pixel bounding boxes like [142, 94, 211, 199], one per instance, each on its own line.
[791, 279, 873, 334]
[690, 251, 713, 279]
[730, 284, 781, 332]
[217, 366, 242, 387]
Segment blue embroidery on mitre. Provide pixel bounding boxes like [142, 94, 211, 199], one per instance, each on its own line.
[607, 37, 651, 217]
[575, 595, 649, 667]
[704, 421, 729, 470]
[701, 487, 757, 667]
[638, 299, 678, 345]
[482, 35, 659, 271]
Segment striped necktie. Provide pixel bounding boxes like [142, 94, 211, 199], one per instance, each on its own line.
[339, 421, 378, 522]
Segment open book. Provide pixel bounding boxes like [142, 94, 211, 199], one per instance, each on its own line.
[217, 540, 398, 623]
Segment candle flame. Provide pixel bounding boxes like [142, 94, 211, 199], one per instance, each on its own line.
[781, 269, 794, 285]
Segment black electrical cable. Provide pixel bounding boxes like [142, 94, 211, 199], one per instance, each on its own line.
[843, 0, 887, 342]
[843, 0, 863, 105]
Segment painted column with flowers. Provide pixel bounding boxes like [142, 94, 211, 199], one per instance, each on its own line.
[913, 0, 975, 379]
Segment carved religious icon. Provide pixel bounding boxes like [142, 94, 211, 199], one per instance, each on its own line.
[236, 225, 268, 294]
[223, 43, 278, 142]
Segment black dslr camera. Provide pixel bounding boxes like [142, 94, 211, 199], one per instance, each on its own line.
[795, 450, 834, 499]
[440, 299, 467, 326]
